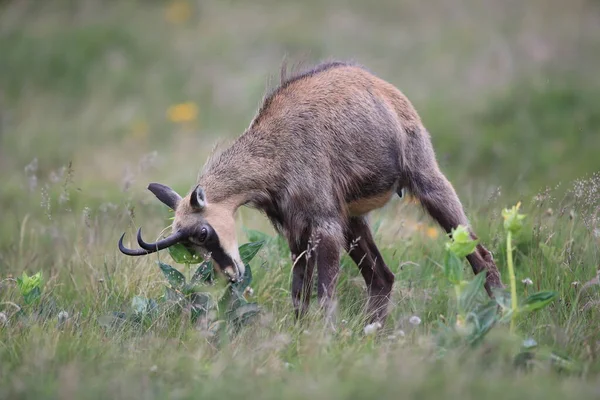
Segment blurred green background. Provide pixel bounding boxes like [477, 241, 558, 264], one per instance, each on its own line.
[2, 0, 599, 205]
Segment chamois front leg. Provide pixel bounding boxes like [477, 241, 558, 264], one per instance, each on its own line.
[311, 221, 344, 328]
[290, 241, 315, 320]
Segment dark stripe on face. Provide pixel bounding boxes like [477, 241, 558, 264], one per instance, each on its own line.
[202, 225, 235, 271]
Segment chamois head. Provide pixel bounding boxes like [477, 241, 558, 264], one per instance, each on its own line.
[118, 183, 244, 282]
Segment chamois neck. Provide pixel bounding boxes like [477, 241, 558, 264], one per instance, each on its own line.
[198, 129, 282, 209]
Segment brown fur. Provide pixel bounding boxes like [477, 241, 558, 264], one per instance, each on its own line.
[348, 190, 396, 217]
[171, 60, 503, 325]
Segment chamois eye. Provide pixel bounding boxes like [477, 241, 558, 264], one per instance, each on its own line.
[198, 227, 208, 243]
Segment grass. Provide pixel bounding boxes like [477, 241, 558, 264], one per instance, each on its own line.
[1, 0, 599, 398]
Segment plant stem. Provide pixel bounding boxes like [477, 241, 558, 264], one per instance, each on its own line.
[506, 230, 518, 333]
[454, 284, 462, 313]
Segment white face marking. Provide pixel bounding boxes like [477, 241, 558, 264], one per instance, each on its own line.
[203, 203, 244, 280]
[228, 244, 245, 278]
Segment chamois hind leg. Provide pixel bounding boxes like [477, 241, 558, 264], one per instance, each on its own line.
[344, 217, 395, 325]
[404, 140, 503, 294]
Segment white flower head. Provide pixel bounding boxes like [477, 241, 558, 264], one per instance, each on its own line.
[409, 315, 422, 326]
[522, 278, 533, 286]
[363, 322, 382, 335]
[57, 311, 69, 325]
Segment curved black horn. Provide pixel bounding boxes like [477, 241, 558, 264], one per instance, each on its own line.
[118, 233, 153, 256]
[147, 183, 182, 210]
[136, 228, 185, 252]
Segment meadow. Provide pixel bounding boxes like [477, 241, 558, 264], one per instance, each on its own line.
[1, 1, 599, 398]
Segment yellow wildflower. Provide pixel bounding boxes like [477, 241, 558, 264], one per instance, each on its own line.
[167, 102, 198, 123]
[425, 226, 439, 239]
[165, 0, 192, 24]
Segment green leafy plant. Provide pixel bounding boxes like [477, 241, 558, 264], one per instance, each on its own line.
[499, 202, 558, 332]
[435, 204, 572, 371]
[16, 271, 43, 305]
[502, 201, 526, 332]
[438, 225, 496, 345]
[158, 239, 262, 328]
[100, 237, 265, 336]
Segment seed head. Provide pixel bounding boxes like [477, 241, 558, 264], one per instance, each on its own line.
[57, 311, 69, 326]
[363, 322, 382, 335]
[0, 312, 7, 326]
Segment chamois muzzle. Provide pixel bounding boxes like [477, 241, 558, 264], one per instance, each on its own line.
[118, 228, 185, 256]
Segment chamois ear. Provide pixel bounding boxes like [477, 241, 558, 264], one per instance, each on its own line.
[190, 185, 206, 211]
[147, 183, 182, 210]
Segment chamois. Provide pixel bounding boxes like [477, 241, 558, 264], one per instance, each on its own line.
[119, 61, 503, 325]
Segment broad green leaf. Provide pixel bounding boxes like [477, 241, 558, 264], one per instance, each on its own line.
[158, 262, 186, 288]
[191, 261, 214, 285]
[131, 296, 149, 315]
[444, 252, 463, 284]
[130, 296, 158, 325]
[23, 286, 42, 305]
[16, 271, 43, 302]
[232, 264, 252, 295]
[459, 272, 487, 313]
[190, 292, 213, 310]
[230, 302, 260, 326]
[168, 243, 204, 264]
[148, 298, 158, 313]
[498, 310, 514, 324]
[239, 241, 265, 265]
[190, 292, 213, 322]
[190, 305, 206, 323]
[163, 286, 184, 304]
[492, 288, 512, 311]
[181, 283, 195, 296]
[520, 291, 558, 313]
[468, 300, 498, 345]
[445, 225, 478, 258]
[244, 229, 271, 243]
